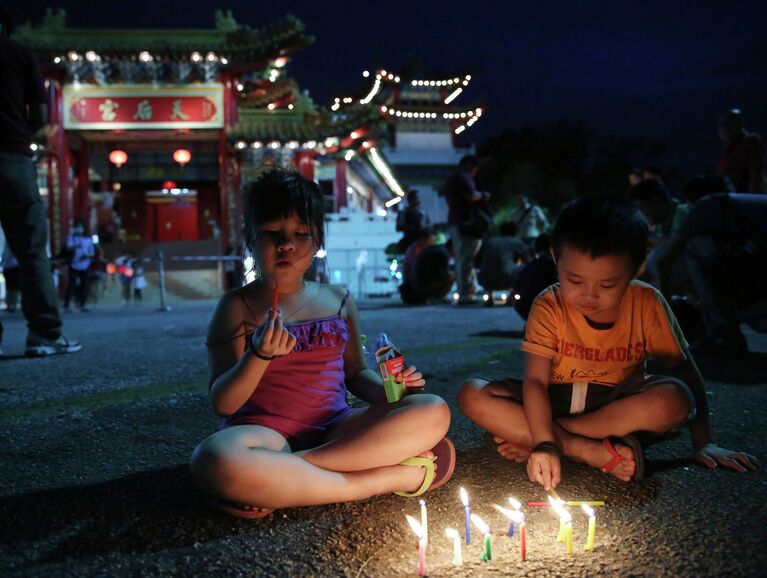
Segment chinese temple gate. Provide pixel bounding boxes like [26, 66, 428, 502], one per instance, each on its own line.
[14, 9, 403, 256]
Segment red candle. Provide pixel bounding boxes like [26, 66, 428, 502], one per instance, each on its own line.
[520, 521, 527, 561]
[272, 282, 279, 319]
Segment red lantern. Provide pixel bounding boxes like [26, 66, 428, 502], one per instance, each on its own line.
[109, 150, 128, 168]
[173, 149, 192, 167]
[162, 180, 177, 190]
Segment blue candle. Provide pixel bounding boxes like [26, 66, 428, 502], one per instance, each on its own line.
[507, 520, 516, 538]
[460, 487, 471, 545]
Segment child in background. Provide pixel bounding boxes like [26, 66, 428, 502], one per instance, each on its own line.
[191, 169, 454, 518]
[458, 195, 758, 490]
[132, 263, 146, 302]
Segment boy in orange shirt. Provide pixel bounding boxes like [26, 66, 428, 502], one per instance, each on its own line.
[457, 196, 758, 489]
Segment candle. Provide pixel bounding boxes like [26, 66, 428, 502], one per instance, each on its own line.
[492, 504, 516, 537]
[420, 499, 428, 545]
[519, 515, 527, 561]
[566, 518, 573, 555]
[271, 281, 279, 320]
[460, 487, 471, 545]
[406, 515, 427, 576]
[549, 496, 573, 553]
[582, 504, 596, 551]
[508, 497, 522, 537]
[445, 528, 463, 566]
[471, 514, 492, 562]
[493, 504, 526, 561]
[527, 500, 605, 507]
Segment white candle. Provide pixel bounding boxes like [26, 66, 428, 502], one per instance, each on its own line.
[445, 528, 463, 566]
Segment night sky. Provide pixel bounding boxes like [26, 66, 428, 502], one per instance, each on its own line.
[9, 0, 767, 187]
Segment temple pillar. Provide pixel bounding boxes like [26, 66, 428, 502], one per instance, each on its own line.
[333, 158, 348, 212]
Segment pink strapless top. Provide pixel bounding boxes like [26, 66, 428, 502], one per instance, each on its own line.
[221, 314, 352, 441]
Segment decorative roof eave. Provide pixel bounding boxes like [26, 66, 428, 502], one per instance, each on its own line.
[14, 11, 312, 66]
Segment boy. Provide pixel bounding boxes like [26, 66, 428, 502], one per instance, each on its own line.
[457, 196, 758, 490]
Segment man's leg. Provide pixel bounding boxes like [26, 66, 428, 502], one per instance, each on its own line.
[0, 154, 62, 339]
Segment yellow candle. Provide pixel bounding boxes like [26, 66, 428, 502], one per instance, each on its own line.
[582, 505, 596, 551]
[566, 521, 573, 555]
[445, 528, 463, 566]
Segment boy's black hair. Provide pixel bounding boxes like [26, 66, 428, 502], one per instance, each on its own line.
[628, 179, 671, 204]
[551, 195, 649, 275]
[242, 168, 326, 253]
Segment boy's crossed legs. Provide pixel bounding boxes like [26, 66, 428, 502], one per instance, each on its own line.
[190, 393, 450, 511]
[457, 377, 692, 482]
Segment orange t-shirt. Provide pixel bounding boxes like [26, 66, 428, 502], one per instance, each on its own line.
[521, 281, 687, 386]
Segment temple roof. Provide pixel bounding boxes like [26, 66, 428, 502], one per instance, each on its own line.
[14, 9, 312, 65]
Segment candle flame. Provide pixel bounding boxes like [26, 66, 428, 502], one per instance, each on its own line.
[420, 499, 426, 507]
[581, 504, 595, 518]
[493, 503, 516, 520]
[511, 510, 525, 524]
[406, 514, 425, 539]
[508, 497, 522, 510]
[445, 528, 460, 539]
[549, 496, 572, 523]
[460, 487, 469, 506]
[470, 513, 490, 534]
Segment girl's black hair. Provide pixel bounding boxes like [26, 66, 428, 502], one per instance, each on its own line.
[551, 195, 650, 275]
[242, 168, 326, 253]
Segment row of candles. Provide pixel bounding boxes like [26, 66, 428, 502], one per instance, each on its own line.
[405, 487, 602, 575]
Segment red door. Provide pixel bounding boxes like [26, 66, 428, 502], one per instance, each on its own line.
[154, 202, 199, 241]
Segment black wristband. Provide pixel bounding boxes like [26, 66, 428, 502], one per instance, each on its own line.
[249, 339, 275, 361]
[532, 441, 561, 456]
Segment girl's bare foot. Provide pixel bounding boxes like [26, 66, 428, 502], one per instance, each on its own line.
[399, 450, 437, 493]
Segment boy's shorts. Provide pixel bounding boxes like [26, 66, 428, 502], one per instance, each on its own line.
[487, 374, 696, 421]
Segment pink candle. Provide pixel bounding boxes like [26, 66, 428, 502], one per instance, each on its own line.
[406, 515, 427, 576]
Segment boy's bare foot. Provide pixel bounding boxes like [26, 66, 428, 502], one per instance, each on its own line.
[494, 436, 532, 463]
[575, 437, 636, 481]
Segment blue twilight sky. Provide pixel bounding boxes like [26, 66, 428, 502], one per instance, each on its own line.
[8, 0, 767, 185]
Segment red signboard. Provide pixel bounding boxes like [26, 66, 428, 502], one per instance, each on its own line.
[63, 84, 224, 129]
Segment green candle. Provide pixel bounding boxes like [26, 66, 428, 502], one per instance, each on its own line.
[471, 514, 492, 562]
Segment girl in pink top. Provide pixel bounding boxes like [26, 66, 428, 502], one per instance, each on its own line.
[191, 169, 455, 518]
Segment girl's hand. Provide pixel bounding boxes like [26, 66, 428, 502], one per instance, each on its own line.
[695, 443, 759, 472]
[527, 449, 561, 491]
[397, 365, 426, 388]
[251, 310, 297, 359]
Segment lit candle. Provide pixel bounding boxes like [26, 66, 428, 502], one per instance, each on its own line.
[493, 504, 526, 561]
[549, 496, 566, 542]
[565, 515, 573, 555]
[508, 497, 522, 537]
[420, 499, 428, 545]
[516, 512, 527, 561]
[460, 487, 471, 545]
[582, 504, 596, 551]
[272, 281, 279, 319]
[471, 513, 492, 562]
[550, 496, 573, 554]
[445, 528, 463, 566]
[406, 515, 426, 576]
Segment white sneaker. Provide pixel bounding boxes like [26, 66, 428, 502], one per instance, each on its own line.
[25, 333, 82, 357]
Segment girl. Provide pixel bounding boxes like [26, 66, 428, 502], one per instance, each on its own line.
[190, 169, 455, 518]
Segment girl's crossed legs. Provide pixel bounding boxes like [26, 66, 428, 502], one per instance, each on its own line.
[190, 393, 450, 510]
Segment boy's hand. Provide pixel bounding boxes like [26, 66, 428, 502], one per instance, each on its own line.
[251, 310, 296, 359]
[695, 443, 759, 472]
[396, 365, 426, 388]
[527, 450, 561, 491]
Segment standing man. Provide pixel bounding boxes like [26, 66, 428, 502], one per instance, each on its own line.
[716, 109, 765, 193]
[64, 219, 95, 312]
[441, 155, 489, 304]
[0, 8, 81, 356]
